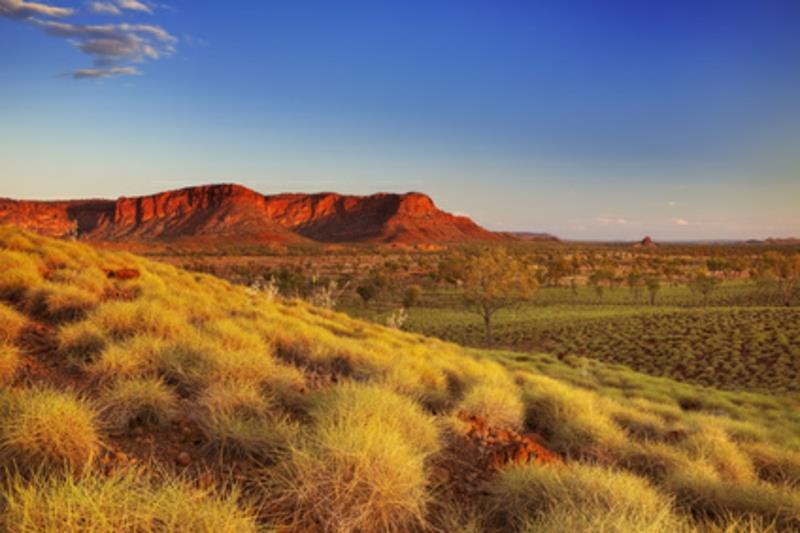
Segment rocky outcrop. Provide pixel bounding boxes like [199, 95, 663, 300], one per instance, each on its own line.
[262, 191, 500, 243]
[0, 184, 503, 245]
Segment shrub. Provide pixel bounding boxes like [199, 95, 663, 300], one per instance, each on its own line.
[521, 374, 626, 458]
[268, 383, 436, 531]
[680, 425, 755, 483]
[196, 381, 295, 460]
[489, 462, 683, 532]
[311, 381, 441, 456]
[26, 282, 98, 322]
[0, 388, 101, 472]
[0, 343, 20, 385]
[0, 302, 25, 343]
[741, 441, 800, 486]
[403, 284, 423, 308]
[87, 335, 164, 380]
[99, 377, 178, 434]
[90, 300, 187, 341]
[666, 470, 800, 529]
[0, 251, 42, 302]
[459, 383, 525, 429]
[157, 338, 215, 393]
[1, 469, 259, 532]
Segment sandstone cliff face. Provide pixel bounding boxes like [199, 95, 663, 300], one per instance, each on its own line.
[0, 184, 502, 245]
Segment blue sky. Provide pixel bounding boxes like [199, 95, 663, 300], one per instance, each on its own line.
[1, 0, 798, 240]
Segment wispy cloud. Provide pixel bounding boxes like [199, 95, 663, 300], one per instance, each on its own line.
[88, 1, 121, 15]
[73, 65, 141, 78]
[118, 0, 151, 13]
[89, 0, 152, 15]
[0, 0, 72, 18]
[595, 216, 629, 225]
[2, 0, 175, 79]
[34, 19, 177, 68]
[673, 218, 689, 226]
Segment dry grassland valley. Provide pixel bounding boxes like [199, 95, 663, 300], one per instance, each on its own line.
[0, 218, 800, 531]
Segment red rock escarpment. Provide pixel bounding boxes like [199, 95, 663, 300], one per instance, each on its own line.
[0, 184, 503, 244]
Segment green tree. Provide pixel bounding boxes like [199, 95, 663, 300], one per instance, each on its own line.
[402, 284, 423, 308]
[356, 284, 377, 307]
[689, 271, 720, 306]
[626, 271, 644, 303]
[458, 248, 538, 342]
[645, 276, 661, 305]
[756, 252, 800, 306]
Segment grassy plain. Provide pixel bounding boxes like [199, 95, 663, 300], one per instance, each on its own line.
[345, 282, 800, 394]
[2, 227, 800, 531]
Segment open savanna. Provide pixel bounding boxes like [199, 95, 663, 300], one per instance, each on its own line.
[2, 226, 800, 531]
[350, 297, 800, 394]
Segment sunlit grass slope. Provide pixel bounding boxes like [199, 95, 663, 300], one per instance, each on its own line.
[1, 225, 800, 532]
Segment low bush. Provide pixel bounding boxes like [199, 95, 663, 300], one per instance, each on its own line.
[196, 381, 295, 460]
[679, 425, 755, 483]
[90, 300, 188, 342]
[0, 388, 101, 472]
[0, 343, 20, 385]
[741, 441, 800, 486]
[0, 302, 25, 342]
[87, 335, 164, 380]
[0, 250, 42, 302]
[268, 382, 436, 532]
[459, 382, 525, 430]
[310, 381, 441, 456]
[521, 374, 626, 459]
[1, 469, 259, 532]
[99, 377, 178, 434]
[488, 462, 683, 532]
[666, 469, 800, 529]
[26, 282, 99, 322]
[58, 321, 107, 361]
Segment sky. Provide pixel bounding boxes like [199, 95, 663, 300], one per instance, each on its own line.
[1, 0, 798, 240]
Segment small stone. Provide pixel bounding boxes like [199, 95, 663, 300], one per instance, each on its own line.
[198, 471, 214, 489]
[176, 451, 191, 466]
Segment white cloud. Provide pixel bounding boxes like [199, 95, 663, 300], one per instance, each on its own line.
[3, 0, 175, 79]
[89, 1, 121, 15]
[667, 201, 676, 207]
[0, 0, 72, 19]
[118, 0, 151, 13]
[73, 65, 141, 78]
[33, 18, 177, 74]
[89, 0, 152, 15]
[673, 218, 689, 226]
[596, 216, 629, 226]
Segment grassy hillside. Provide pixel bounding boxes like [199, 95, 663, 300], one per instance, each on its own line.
[1, 225, 800, 531]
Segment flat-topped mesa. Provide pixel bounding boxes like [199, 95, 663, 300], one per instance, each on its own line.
[111, 183, 263, 226]
[262, 190, 499, 243]
[0, 183, 504, 244]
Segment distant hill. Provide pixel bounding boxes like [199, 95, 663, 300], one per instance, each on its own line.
[761, 237, 800, 245]
[0, 184, 504, 245]
[507, 231, 561, 243]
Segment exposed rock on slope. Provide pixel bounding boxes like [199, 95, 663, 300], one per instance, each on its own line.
[0, 184, 502, 245]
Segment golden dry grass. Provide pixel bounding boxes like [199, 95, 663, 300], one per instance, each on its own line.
[0, 387, 101, 472]
[2, 469, 259, 532]
[99, 377, 178, 434]
[2, 226, 800, 531]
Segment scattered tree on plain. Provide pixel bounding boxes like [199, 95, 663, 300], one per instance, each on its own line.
[453, 247, 538, 342]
